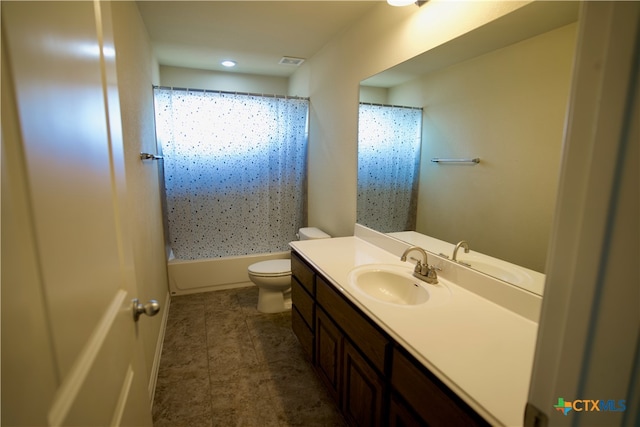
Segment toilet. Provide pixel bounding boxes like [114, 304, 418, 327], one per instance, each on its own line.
[248, 227, 330, 313]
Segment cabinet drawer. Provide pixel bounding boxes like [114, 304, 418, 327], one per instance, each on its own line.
[292, 306, 314, 361]
[291, 251, 315, 295]
[316, 276, 390, 374]
[292, 277, 314, 330]
[391, 347, 488, 427]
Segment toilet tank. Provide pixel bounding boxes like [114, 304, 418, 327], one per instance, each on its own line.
[298, 227, 330, 241]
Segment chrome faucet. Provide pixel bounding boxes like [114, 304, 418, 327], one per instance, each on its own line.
[452, 240, 470, 262]
[400, 246, 439, 284]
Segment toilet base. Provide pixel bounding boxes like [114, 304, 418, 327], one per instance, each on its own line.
[257, 287, 292, 313]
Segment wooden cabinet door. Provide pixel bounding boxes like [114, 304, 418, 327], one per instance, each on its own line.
[342, 340, 386, 427]
[388, 394, 427, 427]
[291, 306, 315, 361]
[391, 348, 488, 427]
[316, 307, 343, 402]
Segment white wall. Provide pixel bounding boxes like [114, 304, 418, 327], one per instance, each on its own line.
[290, 0, 531, 237]
[112, 1, 168, 396]
[160, 65, 289, 94]
[359, 86, 388, 104]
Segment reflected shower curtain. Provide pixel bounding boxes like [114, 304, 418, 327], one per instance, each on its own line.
[357, 103, 422, 232]
[154, 88, 308, 259]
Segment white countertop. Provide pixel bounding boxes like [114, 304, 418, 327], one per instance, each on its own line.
[290, 236, 538, 427]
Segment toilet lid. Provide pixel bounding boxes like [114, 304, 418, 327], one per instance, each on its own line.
[248, 259, 291, 277]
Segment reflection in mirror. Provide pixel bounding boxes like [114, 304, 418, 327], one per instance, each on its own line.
[357, 1, 580, 295]
[357, 104, 422, 232]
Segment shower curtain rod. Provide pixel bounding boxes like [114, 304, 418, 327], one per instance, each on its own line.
[153, 85, 309, 101]
[359, 101, 422, 111]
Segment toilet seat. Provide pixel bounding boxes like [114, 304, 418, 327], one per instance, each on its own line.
[248, 259, 291, 277]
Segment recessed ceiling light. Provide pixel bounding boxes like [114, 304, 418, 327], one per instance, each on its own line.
[221, 60, 236, 68]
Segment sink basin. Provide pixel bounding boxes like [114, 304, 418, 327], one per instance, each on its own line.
[347, 265, 451, 306]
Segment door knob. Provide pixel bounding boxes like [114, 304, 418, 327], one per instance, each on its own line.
[132, 298, 160, 321]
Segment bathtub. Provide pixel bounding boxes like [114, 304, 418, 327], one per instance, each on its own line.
[167, 251, 290, 295]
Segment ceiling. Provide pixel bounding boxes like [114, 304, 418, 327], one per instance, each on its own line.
[136, 1, 380, 77]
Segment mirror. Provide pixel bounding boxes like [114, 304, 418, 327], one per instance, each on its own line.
[357, 1, 580, 295]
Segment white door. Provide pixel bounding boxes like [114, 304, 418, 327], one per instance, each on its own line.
[1, 1, 154, 425]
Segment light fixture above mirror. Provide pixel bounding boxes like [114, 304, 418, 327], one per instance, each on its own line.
[387, 0, 427, 7]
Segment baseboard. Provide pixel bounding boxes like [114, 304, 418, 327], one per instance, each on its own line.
[148, 290, 171, 410]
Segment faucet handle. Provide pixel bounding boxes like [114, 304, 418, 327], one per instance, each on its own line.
[417, 262, 441, 277]
[413, 260, 425, 275]
[425, 264, 439, 284]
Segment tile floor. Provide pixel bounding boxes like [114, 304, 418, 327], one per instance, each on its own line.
[152, 286, 346, 427]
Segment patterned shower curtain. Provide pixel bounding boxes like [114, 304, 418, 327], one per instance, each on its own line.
[357, 103, 422, 232]
[154, 88, 308, 260]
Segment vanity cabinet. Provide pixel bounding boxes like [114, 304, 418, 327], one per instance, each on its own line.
[316, 283, 387, 426]
[290, 250, 488, 427]
[291, 252, 315, 361]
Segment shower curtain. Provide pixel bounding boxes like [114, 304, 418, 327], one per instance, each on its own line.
[357, 103, 422, 232]
[154, 88, 308, 260]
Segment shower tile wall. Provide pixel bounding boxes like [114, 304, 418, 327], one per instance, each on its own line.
[152, 287, 346, 426]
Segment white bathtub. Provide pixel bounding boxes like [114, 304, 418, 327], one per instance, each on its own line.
[167, 251, 290, 295]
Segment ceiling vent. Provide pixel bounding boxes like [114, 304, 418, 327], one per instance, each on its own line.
[279, 56, 305, 66]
